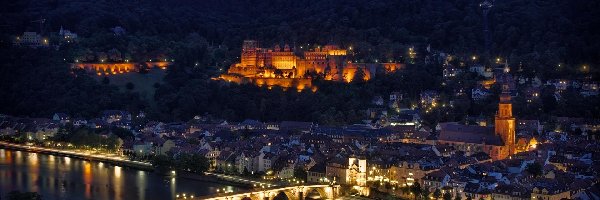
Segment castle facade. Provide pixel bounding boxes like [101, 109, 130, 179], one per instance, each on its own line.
[220, 40, 404, 91]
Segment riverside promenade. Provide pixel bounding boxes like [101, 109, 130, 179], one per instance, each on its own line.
[0, 141, 153, 170]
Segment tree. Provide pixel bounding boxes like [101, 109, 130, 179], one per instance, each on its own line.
[410, 182, 423, 199]
[96, 52, 108, 62]
[108, 48, 122, 62]
[151, 154, 174, 172]
[454, 193, 462, 200]
[242, 167, 251, 176]
[274, 69, 284, 78]
[111, 127, 134, 140]
[443, 192, 452, 200]
[102, 77, 110, 85]
[126, 82, 135, 90]
[106, 134, 123, 152]
[171, 153, 209, 173]
[433, 189, 442, 200]
[525, 162, 543, 177]
[351, 67, 366, 83]
[422, 189, 431, 200]
[294, 168, 307, 181]
[138, 63, 149, 74]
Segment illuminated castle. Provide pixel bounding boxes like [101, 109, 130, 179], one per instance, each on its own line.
[220, 40, 404, 90]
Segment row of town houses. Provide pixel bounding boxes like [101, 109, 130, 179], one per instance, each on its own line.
[1, 111, 600, 199]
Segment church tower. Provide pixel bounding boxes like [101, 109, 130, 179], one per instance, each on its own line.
[495, 84, 516, 158]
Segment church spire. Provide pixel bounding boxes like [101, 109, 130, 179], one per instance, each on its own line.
[495, 79, 516, 158]
[499, 83, 511, 103]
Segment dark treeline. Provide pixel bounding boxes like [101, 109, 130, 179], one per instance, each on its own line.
[0, 48, 147, 118]
[0, 0, 599, 124]
[152, 61, 443, 125]
[2, 0, 599, 71]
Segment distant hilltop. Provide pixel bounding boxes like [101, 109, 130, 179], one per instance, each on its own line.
[219, 40, 405, 91]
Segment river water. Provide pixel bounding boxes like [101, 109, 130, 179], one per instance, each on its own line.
[0, 149, 241, 200]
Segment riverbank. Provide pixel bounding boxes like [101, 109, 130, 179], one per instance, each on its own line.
[0, 141, 153, 170]
[0, 148, 242, 200]
[0, 141, 272, 189]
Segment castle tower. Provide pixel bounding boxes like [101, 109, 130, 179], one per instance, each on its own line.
[495, 83, 515, 158]
[274, 44, 281, 52]
[241, 40, 259, 67]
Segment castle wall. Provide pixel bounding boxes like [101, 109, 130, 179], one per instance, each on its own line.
[382, 63, 405, 72]
[72, 63, 136, 75]
[72, 61, 171, 75]
[221, 74, 314, 91]
[145, 61, 170, 69]
[220, 74, 251, 84]
[342, 63, 372, 82]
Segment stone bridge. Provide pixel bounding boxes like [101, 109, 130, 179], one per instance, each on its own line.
[201, 184, 340, 200]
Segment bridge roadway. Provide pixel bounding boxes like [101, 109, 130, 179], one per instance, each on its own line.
[204, 172, 277, 187]
[200, 184, 340, 200]
[0, 141, 153, 170]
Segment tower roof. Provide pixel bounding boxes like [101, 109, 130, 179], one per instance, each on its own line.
[500, 83, 511, 103]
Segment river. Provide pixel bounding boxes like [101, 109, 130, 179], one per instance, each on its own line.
[0, 148, 242, 200]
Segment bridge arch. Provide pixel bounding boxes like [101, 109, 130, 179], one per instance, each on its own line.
[269, 189, 296, 200]
[271, 191, 291, 200]
[304, 187, 327, 199]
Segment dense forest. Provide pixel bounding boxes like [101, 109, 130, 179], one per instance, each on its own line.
[0, 0, 598, 124]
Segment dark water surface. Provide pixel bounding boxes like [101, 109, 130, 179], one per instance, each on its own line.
[0, 149, 240, 200]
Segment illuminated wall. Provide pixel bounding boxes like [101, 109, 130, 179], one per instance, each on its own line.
[72, 61, 171, 75]
[342, 64, 372, 83]
[73, 63, 136, 75]
[145, 61, 170, 69]
[327, 49, 347, 56]
[270, 52, 297, 70]
[382, 63, 405, 72]
[220, 74, 315, 91]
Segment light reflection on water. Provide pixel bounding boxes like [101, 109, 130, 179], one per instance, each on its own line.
[0, 149, 243, 200]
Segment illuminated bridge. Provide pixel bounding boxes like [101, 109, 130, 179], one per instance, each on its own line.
[200, 184, 341, 200]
